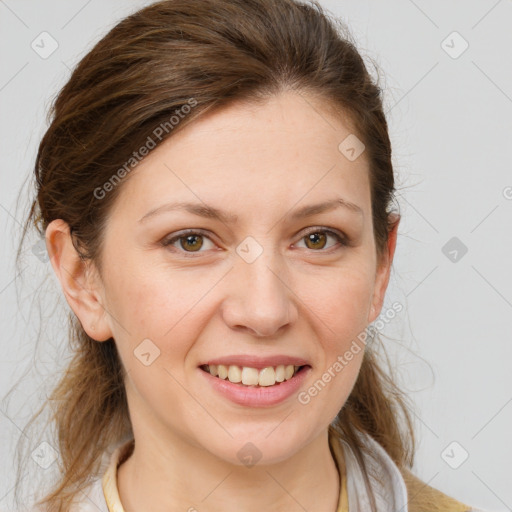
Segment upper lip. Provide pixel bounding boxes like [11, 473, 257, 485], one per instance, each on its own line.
[200, 355, 311, 370]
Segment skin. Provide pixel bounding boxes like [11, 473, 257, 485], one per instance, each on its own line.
[46, 90, 399, 512]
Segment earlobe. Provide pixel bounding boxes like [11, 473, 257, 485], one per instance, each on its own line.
[45, 219, 113, 342]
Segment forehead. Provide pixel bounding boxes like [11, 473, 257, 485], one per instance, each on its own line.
[110, 91, 371, 223]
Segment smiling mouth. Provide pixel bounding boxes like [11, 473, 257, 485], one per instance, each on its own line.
[200, 364, 308, 387]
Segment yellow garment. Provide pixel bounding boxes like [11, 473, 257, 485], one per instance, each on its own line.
[401, 468, 472, 512]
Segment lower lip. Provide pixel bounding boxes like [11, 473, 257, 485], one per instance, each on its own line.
[199, 366, 311, 407]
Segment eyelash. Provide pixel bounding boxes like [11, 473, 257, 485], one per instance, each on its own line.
[161, 227, 349, 257]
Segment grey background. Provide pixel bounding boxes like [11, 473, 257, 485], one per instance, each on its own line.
[1, 1, 511, 510]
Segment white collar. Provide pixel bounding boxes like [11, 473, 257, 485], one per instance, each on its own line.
[339, 430, 408, 511]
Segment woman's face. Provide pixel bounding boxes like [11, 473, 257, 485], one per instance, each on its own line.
[54, 90, 397, 465]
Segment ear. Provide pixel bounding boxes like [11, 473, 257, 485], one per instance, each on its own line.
[45, 219, 113, 342]
[367, 213, 400, 324]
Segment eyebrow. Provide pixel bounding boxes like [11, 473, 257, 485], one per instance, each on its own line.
[138, 197, 363, 225]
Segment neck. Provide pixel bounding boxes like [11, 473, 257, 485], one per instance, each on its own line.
[117, 429, 341, 512]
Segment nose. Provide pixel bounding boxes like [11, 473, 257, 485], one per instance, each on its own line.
[221, 254, 298, 338]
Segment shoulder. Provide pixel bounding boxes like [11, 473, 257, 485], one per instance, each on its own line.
[401, 467, 488, 512]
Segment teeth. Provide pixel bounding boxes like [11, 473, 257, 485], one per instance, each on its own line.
[258, 367, 275, 386]
[217, 364, 228, 379]
[275, 365, 285, 382]
[205, 364, 302, 387]
[241, 367, 259, 386]
[227, 365, 242, 383]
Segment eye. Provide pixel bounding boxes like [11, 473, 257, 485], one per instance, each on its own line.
[161, 227, 348, 257]
[161, 229, 215, 255]
[295, 228, 348, 252]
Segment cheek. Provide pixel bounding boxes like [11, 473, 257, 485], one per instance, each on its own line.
[106, 263, 221, 375]
[302, 262, 375, 346]
[103, 255, 196, 337]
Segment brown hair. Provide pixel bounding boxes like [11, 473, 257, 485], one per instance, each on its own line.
[11, 0, 423, 510]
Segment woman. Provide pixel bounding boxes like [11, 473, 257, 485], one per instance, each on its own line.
[13, 0, 485, 510]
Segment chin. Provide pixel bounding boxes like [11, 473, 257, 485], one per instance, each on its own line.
[201, 428, 306, 467]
